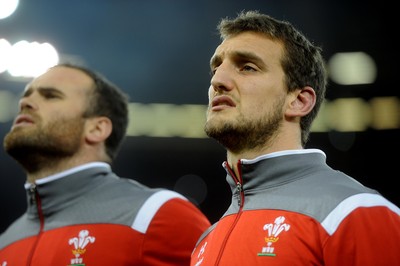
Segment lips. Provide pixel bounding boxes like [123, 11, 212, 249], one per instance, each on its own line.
[211, 95, 236, 109]
[14, 114, 34, 126]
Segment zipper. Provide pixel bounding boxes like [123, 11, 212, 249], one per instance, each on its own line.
[235, 182, 243, 207]
[26, 184, 45, 266]
[230, 160, 244, 208]
[215, 160, 245, 265]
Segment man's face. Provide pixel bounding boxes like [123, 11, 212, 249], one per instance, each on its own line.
[3, 66, 94, 170]
[205, 32, 288, 152]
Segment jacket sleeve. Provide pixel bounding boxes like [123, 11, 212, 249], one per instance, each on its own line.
[139, 194, 211, 266]
[323, 205, 400, 265]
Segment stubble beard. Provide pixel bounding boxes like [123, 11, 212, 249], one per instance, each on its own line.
[3, 116, 85, 174]
[204, 99, 284, 154]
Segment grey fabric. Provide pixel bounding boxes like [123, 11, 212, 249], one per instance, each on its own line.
[223, 150, 379, 222]
[0, 166, 165, 249]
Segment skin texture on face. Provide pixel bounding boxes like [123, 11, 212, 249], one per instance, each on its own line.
[205, 32, 288, 157]
[3, 66, 93, 176]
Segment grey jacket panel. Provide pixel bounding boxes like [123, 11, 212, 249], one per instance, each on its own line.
[0, 166, 166, 249]
[223, 150, 380, 222]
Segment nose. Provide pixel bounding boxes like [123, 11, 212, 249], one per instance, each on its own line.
[19, 95, 37, 111]
[210, 63, 234, 94]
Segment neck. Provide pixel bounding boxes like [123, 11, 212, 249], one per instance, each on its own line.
[226, 134, 303, 177]
[24, 154, 101, 183]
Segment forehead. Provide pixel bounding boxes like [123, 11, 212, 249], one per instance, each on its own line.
[214, 31, 284, 60]
[26, 66, 94, 94]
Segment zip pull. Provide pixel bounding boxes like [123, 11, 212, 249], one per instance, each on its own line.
[236, 182, 243, 207]
[29, 184, 37, 205]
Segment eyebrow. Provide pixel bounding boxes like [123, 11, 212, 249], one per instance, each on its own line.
[210, 51, 266, 69]
[210, 55, 222, 69]
[22, 86, 65, 98]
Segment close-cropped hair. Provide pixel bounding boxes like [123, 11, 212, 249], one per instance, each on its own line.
[217, 10, 328, 146]
[54, 63, 129, 161]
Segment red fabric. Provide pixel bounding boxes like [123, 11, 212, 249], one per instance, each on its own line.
[0, 198, 211, 265]
[191, 207, 400, 265]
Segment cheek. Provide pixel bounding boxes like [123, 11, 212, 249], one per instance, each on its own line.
[242, 93, 278, 117]
[243, 89, 267, 109]
[247, 83, 285, 109]
[250, 100, 268, 115]
[208, 86, 213, 101]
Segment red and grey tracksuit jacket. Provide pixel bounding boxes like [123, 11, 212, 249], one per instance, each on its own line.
[191, 149, 400, 266]
[0, 162, 211, 265]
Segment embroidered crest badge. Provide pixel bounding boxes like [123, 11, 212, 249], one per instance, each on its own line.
[68, 229, 95, 266]
[257, 216, 290, 257]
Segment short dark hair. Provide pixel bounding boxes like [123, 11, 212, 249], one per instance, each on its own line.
[55, 63, 129, 161]
[217, 10, 328, 146]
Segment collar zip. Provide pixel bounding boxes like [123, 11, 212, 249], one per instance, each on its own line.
[28, 183, 37, 205]
[225, 160, 245, 207]
[236, 182, 243, 206]
[235, 160, 244, 207]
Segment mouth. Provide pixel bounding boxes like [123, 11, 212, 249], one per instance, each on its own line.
[211, 95, 236, 110]
[13, 114, 34, 126]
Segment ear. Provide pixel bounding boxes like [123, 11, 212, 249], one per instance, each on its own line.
[85, 116, 112, 144]
[285, 86, 316, 118]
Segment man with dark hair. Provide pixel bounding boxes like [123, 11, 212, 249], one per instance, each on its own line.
[0, 63, 211, 265]
[190, 10, 400, 266]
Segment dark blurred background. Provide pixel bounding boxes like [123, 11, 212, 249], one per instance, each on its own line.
[0, 0, 398, 232]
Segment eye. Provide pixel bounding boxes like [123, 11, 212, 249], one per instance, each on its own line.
[40, 88, 63, 99]
[42, 91, 59, 99]
[242, 64, 257, 72]
[209, 68, 217, 77]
